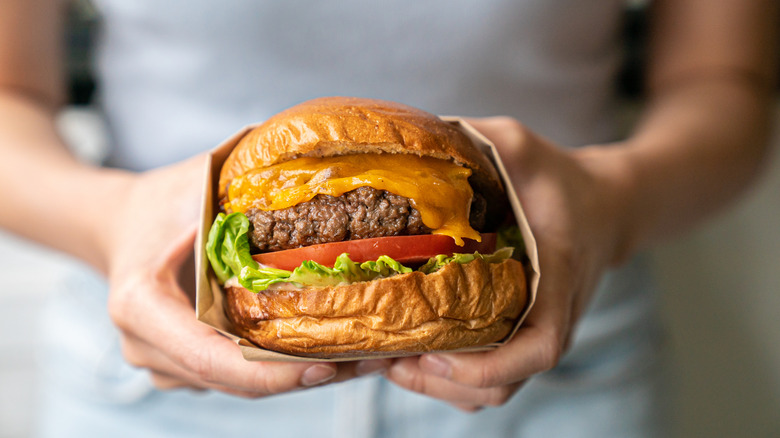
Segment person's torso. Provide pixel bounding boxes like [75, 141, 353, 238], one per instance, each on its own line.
[40, 3, 665, 436]
[91, 0, 626, 170]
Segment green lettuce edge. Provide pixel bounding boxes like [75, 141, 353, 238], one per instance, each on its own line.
[206, 212, 517, 292]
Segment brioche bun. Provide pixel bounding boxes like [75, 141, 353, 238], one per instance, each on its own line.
[226, 255, 527, 358]
[215, 97, 525, 358]
[218, 96, 503, 207]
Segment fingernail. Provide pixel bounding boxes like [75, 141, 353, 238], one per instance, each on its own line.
[421, 354, 452, 379]
[356, 359, 391, 376]
[301, 365, 337, 387]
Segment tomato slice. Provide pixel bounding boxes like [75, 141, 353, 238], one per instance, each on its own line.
[252, 233, 497, 271]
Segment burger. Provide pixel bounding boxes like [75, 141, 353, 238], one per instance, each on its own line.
[206, 96, 528, 358]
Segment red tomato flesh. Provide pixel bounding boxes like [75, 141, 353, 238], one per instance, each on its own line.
[252, 233, 497, 271]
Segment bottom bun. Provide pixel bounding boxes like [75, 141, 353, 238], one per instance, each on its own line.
[225, 258, 528, 358]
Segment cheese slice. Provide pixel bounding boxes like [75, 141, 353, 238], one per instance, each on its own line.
[225, 154, 480, 245]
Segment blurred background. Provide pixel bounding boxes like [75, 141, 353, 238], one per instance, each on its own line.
[1, 2, 779, 437]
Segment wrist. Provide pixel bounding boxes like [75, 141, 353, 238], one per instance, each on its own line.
[79, 166, 136, 275]
[572, 143, 643, 266]
[44, 160, 136, 274]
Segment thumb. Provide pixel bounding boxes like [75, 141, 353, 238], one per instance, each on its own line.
[463, 117, 544, 181]
[157, 223, 198, 274]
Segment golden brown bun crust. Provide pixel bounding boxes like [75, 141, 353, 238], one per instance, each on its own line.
[218, 96, 502, 200]
[224, 258, 527, 358]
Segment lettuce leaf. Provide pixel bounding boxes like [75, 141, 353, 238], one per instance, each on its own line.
[418, 247, 514, 274]
[206, 212, 258, 283]
[206, 213, 412, 292]
[206, 212, 513, 292]
[496, 225, 525, 260]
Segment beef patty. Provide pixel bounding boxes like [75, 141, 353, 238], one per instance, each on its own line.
[245, 186, 486, 252]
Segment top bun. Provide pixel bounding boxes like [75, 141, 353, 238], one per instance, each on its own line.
[218, 97, 502, 200]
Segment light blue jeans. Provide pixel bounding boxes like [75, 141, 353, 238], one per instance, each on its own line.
[35, 256, 667, 438]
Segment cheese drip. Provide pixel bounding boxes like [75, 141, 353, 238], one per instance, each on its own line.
[225, 154, 480, 245]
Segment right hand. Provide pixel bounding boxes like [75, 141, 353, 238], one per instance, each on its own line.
[385, 117, 633, 410]
[102, 154, 385, 397]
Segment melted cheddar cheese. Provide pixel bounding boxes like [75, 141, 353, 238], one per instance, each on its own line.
[225, 154, 480, 245]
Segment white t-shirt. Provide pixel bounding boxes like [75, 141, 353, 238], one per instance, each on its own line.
[92, 0, 625, 170]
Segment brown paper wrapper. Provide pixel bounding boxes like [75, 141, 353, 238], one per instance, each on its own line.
[195, 118, 540, 362]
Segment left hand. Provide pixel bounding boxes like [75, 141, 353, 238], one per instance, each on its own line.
[385, 117, 634, 411]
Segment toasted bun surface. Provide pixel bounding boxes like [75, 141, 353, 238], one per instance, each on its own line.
[225, 258, 527, 358]
[218, 96, 501, 200]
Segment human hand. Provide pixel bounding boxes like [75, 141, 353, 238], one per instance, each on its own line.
[386, 117, 634, 411]
[102, 155, 385, 397]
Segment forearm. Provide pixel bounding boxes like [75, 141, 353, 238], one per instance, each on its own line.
[582, 0, 778, 264]
[616, 75, 773, 258]
[0, 91, 131, 273]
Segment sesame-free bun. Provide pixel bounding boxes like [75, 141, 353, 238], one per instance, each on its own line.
[215, 97, 524, 358]
[218, 96, 502, 200]
[225, 257, 527, 358]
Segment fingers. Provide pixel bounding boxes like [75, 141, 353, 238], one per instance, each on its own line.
[385, 326, 559, 409]
[120, 333, 278, 397]
[148, 371, 200, 391]
[409, 259, 568, 392]
[125, 327, 388, 396]
[387, 240, 576, 407]
[387, 357, 524, 409]
[118, 279, 339, 394]
[332, 359, 392, 383]
[422, 327, 562, 387]
[110, 229, 340, 397]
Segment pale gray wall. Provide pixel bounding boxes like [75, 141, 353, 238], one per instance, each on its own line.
[653, 107, 780, 438]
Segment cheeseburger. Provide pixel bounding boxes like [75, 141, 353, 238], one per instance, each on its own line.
[206, 96, 528, 358]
